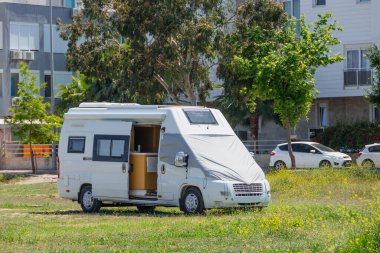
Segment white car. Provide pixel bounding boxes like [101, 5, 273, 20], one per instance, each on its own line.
[269, 141, 352, 170]
[356, 143, 380, 169]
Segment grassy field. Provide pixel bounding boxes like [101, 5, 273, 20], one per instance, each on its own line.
[0, 168, 379, 252]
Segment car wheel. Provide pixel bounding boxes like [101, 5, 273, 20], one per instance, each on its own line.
[274, 161, 287, 170]
[361, 159, 375, 169]
[181, 187, 204, 215]
[137, 206, 156, 213]
[79, 185, 101, 213]
[319, 160, 331, 168]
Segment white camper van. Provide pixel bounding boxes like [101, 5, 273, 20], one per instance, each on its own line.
[58, 103, 270, 214]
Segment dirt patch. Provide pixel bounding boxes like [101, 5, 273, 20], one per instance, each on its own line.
[16, 174, 57, 185]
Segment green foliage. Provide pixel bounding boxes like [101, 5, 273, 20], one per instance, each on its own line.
[6, 62, 62, 144]
[366, 45, 380, 106]
[0, 169, 379, 252]
[236, 14, 343, 129]
[60, 0, 232, 105]
[216, 0, 287, 127]
[55, 72, 88, 116]
[315, 121, 380, 150]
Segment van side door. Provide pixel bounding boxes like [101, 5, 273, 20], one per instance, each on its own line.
[91, 121, 132, 200]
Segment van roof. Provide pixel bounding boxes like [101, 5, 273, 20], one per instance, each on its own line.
[78, 102, 205, 109]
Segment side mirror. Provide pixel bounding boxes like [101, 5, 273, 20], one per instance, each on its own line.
[310, 149, 316, 154]
[175, 151, 189, 167]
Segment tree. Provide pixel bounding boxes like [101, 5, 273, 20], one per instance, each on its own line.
[235, 14, 343, 168]
[216, 0, 287, 140]
[7, 62, 62, 174]
[366, 45, 380, 107]
[56, 73, 88, 116]
[59, 0, 232, 105]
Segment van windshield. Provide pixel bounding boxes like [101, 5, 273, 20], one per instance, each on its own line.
[183, 109, 218, 125]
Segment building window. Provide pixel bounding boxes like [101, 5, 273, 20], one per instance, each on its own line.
[314, 0, 326, 6]
[372, 106, 380, 122]
[318, 104, 328, 128]
[11, 73, 19, 97]
[358, 0, 370, 3]
[344, 48, 372, 87]
[10, 22, 39, 51]
[44, 75, 52, 97]
[44, 71, 73, 97]
[65, 0, 76, 8]
[44, 24, 68, 53]
[283, 0, 300, 19]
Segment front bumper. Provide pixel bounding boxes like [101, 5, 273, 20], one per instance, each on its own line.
[205, 180, 271, 208]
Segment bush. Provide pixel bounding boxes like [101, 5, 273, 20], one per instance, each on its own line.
[315, 121, 380, 151]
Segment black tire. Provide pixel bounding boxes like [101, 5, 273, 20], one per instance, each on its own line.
[137, 206, 156, 213]
[319, 160, 331, 168]
[361, 159, 375, 169]
[181, 187, 204, 215]
[79, 185, 101, 213]
[274, 160, 287, 170]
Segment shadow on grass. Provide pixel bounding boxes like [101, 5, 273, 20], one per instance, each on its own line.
[31, 209, 183, 217]
[30, 206, 265, 217]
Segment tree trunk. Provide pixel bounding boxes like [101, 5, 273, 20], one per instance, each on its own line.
[250, 113, 259, 153]
[286, 124, 296, 169]
[29, 128, 36, 174]
[29, 142, 36, 174]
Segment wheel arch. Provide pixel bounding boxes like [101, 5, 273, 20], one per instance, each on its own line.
[179, 185, 204, 211]
[77, 183, 92, 203]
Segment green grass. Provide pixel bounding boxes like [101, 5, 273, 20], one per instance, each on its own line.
[0, 168, 379, 252]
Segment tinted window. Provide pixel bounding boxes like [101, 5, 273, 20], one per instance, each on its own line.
[311, 143, 335, 152]
[93, 135, 130, 162]
[278, 144, 288, 151]
[293, 144, 313, 153]
[368, 145, 380, 152]
[183, 109, 217, 125]
[68, 137, 85, 153]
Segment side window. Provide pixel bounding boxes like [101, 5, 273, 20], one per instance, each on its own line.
[93, 135, 130, 162]
[300, 144, 313, 153]
[68, 137, 85, 153]
[291, 144, 302, 152]
[279, 144, 288, 151]
[369, 145, 380, 153]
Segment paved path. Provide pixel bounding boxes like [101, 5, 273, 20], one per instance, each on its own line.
[1, 169, 57, 184]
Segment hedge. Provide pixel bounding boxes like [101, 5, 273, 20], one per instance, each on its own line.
[315, 121, 380, 152]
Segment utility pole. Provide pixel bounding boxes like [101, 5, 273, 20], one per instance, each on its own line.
[50, 0, 57, 171]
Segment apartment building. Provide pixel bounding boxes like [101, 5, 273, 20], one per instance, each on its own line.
[258, 0, 380, 141]
[0, 0, 80, 142]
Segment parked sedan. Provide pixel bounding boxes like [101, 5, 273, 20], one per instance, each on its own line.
[356, 143, 380, 169]
[269, 141, 352, 170]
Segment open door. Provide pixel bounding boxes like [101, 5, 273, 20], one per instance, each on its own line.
[91, 120, 132, 200]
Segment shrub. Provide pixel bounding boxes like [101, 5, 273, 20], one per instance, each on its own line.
[315, 121, 380, 151]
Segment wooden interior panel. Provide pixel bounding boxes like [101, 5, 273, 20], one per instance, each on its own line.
[133, 125, 160, 153]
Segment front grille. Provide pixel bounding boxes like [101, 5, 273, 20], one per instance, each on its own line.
[233, 183, 263, 196]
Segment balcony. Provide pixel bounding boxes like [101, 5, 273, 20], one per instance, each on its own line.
[344, 68, 373, 87]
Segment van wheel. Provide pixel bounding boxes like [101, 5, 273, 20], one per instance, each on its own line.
[319, 160, 331, 168]
[137, 206, 156, 213]
[181, 187, 204, 215]
[79, 185, 101, 213]
[362, 159, 375, 169]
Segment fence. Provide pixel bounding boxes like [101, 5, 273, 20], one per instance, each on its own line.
[242, 140, 286, 154]
[0, 142, 58, 171]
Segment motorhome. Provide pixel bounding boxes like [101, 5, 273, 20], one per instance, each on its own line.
[57, 103, 270, 214]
